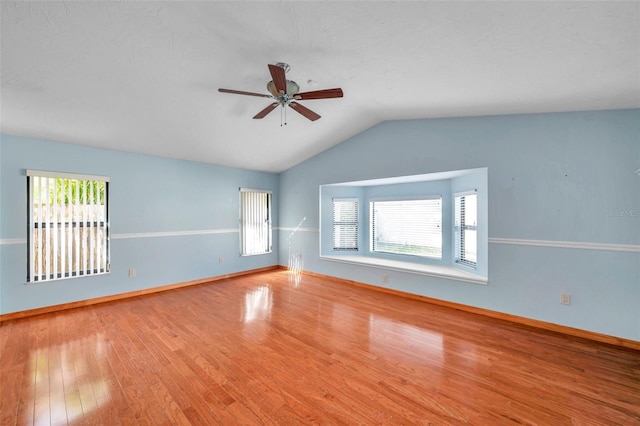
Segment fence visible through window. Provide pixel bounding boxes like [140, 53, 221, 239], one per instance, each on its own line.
[27, 171, 110, 282]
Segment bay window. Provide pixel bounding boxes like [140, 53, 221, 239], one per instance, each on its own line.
[320, 168, 487, 284]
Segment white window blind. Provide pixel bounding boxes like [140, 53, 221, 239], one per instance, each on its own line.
[455, 192, 477, 267]
[370, 198, 442, 259]
[27, 170, 110, 282]
[240, 188, 272, 256]
[333, 198, 358, 251]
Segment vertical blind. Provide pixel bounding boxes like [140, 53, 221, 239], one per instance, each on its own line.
[333, 198, 359, 250]
[454, 193, 477, 267]
[370, 198, 442, 259]
[27, 170, 110, 282]
[240, 189, 272, 256]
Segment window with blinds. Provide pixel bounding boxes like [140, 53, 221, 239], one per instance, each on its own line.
[333, 198, 359, 251]
[240, 189, 272, 256]
[370, 198, 442, 259]
[455, 193, 477, 267]
[27, 170, 110, 283]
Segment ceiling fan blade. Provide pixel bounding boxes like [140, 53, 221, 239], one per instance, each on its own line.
[268, 64, 287, 94]
[294, 88, 344, 100]
[253, 103, 279, 119]
[218, 88, 272, 98]
[289, 102, 321, 121]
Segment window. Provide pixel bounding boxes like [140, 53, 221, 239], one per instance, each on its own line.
[333, 198, 359, 251]
[27, 170, 110, 282]
[455, 193, 477, 267]
[370, 198, 442, 259]
[319, 168, 487, 284]
[240, 188, 272, 255]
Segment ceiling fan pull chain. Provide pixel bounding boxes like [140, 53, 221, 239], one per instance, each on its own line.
[280, 104, 288, 127]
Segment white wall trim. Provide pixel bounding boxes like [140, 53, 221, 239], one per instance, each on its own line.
[489, 238, 640, 253]
[1, 229, 240, 245]
[0, 238, 27, 245]
[277, 227, 319, 232]
[112, 229, 238, 240]
[275, 230, 640, 253]
[5, 234, 638, 254]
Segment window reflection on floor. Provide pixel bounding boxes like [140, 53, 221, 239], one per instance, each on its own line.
[29, 333, 110, 424]
[287, 270, 302, 287]
[243, 285, 273, 324]
[288, 252, 303, 275]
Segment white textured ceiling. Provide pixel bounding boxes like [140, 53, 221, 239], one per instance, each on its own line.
[1, 1, 639, 173]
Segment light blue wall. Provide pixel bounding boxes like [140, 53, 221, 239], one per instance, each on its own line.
[278, 109, 640, 341]
[0, 134, 279, 314]
[2, 109, 639, 342]
[0, 137, 3, 312]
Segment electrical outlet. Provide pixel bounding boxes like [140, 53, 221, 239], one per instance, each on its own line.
[219, 257, 224, 264]
[128, 268, 136, 278]
[382, 274, 388, 283]
[560, 293, 571, 305]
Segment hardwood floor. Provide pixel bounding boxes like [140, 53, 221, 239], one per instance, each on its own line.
[1, 270, 639, 425]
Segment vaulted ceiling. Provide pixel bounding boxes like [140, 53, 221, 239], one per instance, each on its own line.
[1, 1, 638, 173]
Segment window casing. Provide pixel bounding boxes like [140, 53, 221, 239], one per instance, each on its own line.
[240, 188, 272, 256]
[333, 198, 359, 251]
[455, 193, 477, 268]
[370, 198, 442, 259]
[27, 170, 110, 282]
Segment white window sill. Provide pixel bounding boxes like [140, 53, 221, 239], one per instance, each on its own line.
[320, 255, 488, 285]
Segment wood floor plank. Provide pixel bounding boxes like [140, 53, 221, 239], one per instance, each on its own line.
[14, 319, 44, 426]
[1, 270, 639, 425]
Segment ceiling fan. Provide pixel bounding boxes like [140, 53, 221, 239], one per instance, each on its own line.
[218, 63, 343, 123]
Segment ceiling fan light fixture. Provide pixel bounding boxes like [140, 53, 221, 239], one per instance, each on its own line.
[267, 80, 300, 97]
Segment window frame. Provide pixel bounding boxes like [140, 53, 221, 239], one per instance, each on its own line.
[454, 191, 478, 269]
[369, 196, 442, 260]
[332, 198, 359, 251]
[27, 169, 110, 283]
[239, 188, 272, 256]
